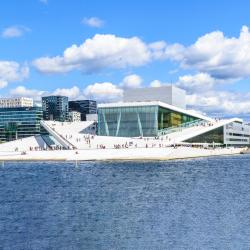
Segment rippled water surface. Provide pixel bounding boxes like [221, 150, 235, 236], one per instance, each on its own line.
[1, 155, 250, 249]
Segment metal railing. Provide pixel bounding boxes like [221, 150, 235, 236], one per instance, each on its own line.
[40, 121, 75, 149]
[158, 119, 208, 136]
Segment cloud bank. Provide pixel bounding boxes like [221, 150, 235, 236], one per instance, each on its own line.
[33, 34, 151, 74]
[0, 61, 29, 89]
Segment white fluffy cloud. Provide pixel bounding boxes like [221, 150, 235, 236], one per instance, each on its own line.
[33, 34, 151, 74]
[10, 86, 81, 101]
[160, 25, 250, 80]
[149, 79, 173, 88]
[53, 86, 80, 100]
[10, 81, 124, 103]
[32, 25, 250, 84]
[150, 80, 162, 87]
[177, 73, 218, 92]
[10, 86, 47, 101]
[0, 61, 29, 81]
[121, 74, 142, 89]
[82, 17, 104, 28]
[147, 73, 250, 116]
[84, 82, 123, 102]
[0, 61, 29, 88]
[2, 26, 30, 38]
[187, 90, 250, 116]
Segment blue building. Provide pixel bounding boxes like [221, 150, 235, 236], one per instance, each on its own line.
[0, 107, 43, 142]
[42, 96, 68, 122]
[69, 100, 97, 121]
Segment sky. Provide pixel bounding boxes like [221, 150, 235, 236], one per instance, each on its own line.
[1, 0, 250, 118]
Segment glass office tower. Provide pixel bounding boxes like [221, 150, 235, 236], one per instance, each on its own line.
[69, 100, 97, 121]
[0, 107, 43, 142]
[42, 96, 68, 122]
[98, 104, 199, 137]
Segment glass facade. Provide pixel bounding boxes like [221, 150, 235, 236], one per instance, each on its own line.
[98, 105, 199, 137]
[42, 96, 68, 122]
[69, 100, 97, 121]
[158, 107, 197, 130]
[184, 127, 224, 144]
[0, 107, 43, 142]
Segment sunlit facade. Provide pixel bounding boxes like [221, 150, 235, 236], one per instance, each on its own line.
[0, 97, 33, 108]
[98, 102, 205, 137]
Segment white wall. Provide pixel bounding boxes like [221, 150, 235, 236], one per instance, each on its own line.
[123, 86, 186, 109]
[224, 122, 250, 145]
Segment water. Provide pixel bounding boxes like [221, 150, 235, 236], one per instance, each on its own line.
[1, 155, 250, 250]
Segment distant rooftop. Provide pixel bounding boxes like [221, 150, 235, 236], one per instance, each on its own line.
[0, 97, 33, 108]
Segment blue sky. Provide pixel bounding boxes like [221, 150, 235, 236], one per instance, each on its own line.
[1, 0, 250, 118]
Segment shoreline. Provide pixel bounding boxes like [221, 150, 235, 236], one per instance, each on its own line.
[0, 146, 246, 162]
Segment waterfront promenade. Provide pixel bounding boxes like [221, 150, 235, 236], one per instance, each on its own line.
[0, 146, 245, 161]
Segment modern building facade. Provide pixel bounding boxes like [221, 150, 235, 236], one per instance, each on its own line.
[98, 101, 208, 137]
[224, 121, 250, 145]
[42, 96, 68, 122]
[69, 100, 97, 121]
[185, 120, 250, 145]
[0, 97, 33, 108]
[0, 107, 43, 142]
[123, 85, 186, 109]
[98, 100, 250, 146]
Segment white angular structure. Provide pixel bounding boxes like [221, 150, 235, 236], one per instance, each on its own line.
[123, 85, 186, 109]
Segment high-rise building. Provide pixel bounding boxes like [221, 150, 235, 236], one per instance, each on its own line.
[0, 107, 43, 142]
[68, 100, 97, 121]
[42, 96, 68, 122]
[0, 97, 33, 108]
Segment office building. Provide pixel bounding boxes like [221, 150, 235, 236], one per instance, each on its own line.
[0, 97, 33, 108]
[42, 96, 68, 122]
[123, 85, 186, 109]
[69, 100, 97, 121]
[0, 107, 43, 142]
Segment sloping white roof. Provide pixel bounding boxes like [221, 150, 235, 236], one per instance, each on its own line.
[98, 101, 213, 121]
[171, 118, 244, 143]
[0, 135, 47, 152]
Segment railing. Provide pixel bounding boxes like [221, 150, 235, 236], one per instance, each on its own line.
[40, 121, 75, 149]
[158, 119, 209, 136]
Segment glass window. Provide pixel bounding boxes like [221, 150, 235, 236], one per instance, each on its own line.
[98, 105, 201, 137]
[184, 127, 224, 144]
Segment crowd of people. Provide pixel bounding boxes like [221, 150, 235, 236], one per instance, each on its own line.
[34, 119, 222, 152]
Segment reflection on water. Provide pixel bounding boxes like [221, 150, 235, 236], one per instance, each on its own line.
[1, 155, 250, 249]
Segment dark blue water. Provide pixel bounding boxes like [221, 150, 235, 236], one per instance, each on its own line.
[1, 155, 250, 250]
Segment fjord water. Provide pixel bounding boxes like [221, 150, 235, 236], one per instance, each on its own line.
[1, 156, 250, 249]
